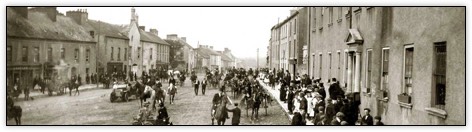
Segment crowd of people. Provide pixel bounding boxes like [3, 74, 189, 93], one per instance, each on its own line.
[260, 68, 385, 125]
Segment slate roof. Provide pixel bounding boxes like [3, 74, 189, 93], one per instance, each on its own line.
[7, 7, 95, 42]
[218, 51, 232, 62]
[140, 29, 169, 45]
[164, 40, 184, 47]
[85, 20, 128, 39]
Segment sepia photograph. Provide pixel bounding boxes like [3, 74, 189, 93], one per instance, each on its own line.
[5, 6, 465, 126]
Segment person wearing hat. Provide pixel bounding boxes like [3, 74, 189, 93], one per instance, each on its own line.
[361, 108, 373, 125]
[291, 109, 305, 125]
[374, 116, 384, 125]
[313, 106, 325, 125]
[201, 77, 208, 95]
[331, 112, 345, 125]
[194, 79, 200, 96]
[325, 98, 336, 124]
[227, 103, 241, 125]
[157, 101, 169, 123]
[298, 92, 308, 122]
[287, 86, 295, 114]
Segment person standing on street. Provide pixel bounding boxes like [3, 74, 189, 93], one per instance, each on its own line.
[361, 108, 374, 125]
[227, 103, 241, 125]
[325, 98, 336, 124]
[202, 78, 208, 95]
[194, 79, 200, 96]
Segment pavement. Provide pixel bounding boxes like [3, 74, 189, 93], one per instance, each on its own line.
[257, 78, 315, 125]
[18, 84, 105, 101]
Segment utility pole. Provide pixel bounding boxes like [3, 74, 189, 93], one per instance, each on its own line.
[96, 20, 100, 89]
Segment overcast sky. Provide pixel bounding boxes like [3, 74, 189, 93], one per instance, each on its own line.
[57, 7, 293, 59]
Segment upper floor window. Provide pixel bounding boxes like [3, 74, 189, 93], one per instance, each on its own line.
[48, 47, 53, 62]
[433, 42, 447, 109]
[124, 48, 127, 61]
[118, 48, 121, 61]
[365, 49, 373, 93]
[137, 47, 141, 59]
[74, 48, 80, 62]
[111, 47, 114, 61]
[22, 46, 28, 62]
[33, 47, 40, 62]
[86, 49, 90, 62]
[381, 48, 390, 91]
[7, 46, 12, 62]
[329, 7, 333, 25]
[403, 45, 414, 95]
[338, 7, 343, 20]
[150, 48, 153, 59]
[61, 48, 65, 60]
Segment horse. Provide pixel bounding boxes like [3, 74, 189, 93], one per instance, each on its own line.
[167, 84, 177, 104]
[212, 94, 230, 125]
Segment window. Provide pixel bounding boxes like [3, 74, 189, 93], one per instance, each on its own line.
[338, 7, 343, 20]
[86, 49, 90, 62]
[355, 7, 361, 27]
[111, 47, 114, 60]
[329, 7, 333, 25]
[124, 48, 127, 61]
[75, 48, 80, 62]
[22, 46, 28, 62]
[328, 53, 332, 80]
[319, 54, 322, 78]
[61, 48, 65, 59]
[344, 50, 348, 85]
[403, 45, 414, 95]
[381, 48, 390, 91]
[433, 42, 446, 109]
[294, 19, 296, 34]
[338, 51, 341, 80]
[33, 47, 39, 62]
[86, 68, 89, 75]
[128, 46, 132, 60]
[118, 48, 121, 61]
[320, 8, 324, 28]
[313, 8, 317, 30]
[150, 48, 153, 59]
[7, 46, 12, 62]
[138, 47, 141, 59]
[48, 47, 53, 62]
[365, 49, 373, 93]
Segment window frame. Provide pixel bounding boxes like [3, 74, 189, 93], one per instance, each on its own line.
[380, 47, 390, 91]
[61, 48, 65, 60]
[33, 47, 40, 63]
[433, 42, 447, 109]
[111, 47, 114, 61]
[75, 48, 80, 62]
[22, 46, 28, 62]
[403, 44, 415, 95]
[365, 49, 373, 93]
[85, 48, 90, 62]
[7, 46, 12, 62]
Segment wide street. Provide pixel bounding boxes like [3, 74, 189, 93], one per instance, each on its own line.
[7, 74, 290, 125]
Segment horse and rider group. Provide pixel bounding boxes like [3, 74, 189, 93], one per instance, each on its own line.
[208, 67, 274, 125]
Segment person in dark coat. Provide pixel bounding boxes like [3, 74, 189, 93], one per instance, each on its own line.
[362, 108, 374, 125]
[325, 98, 336, 124]
[194, 80, 200, 96]
[318, 83, 326, 100]
[291, 111, 305, 125]
[313, 106, 325, 125]
[334, 95, 344, 113]
[374, 116, 385, 125]
[279, 82, 287, 102]
[299, 93, 308, 122]
[227, 103, 241, 125]
[331, 112, 345, 125]
[201, 78, 208, 95]
[287, 87, 295, 114]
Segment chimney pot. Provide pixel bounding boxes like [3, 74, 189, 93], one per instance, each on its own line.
[139, 26, 145, 31]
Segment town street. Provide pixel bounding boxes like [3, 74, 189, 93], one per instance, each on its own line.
[7, 74, 290, 125]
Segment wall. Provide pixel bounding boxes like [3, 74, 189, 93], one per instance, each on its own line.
[128, 22, 142, 77]
[7, 37, 97, 84]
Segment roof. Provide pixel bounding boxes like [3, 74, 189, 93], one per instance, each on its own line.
[7, 7, 94, 42]
[85, 20, 128, 39]
[164, 39, 184, 47]
[139, 29, 169, 45]
[345, 29, 364, 44]
[219, 52, 233, 62]
[273, 10, 299, 29]
[195, 48, 210, 58]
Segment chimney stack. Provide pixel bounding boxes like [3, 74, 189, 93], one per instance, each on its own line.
[66, 8, 88, 25]
[290, 9, 297, 15]
[166, 34, 178, 40]
[11, 7, 28, 18]
[31, 7, 57, 22]
[149, 28, 158, 36]
[139, 26, 145, 31]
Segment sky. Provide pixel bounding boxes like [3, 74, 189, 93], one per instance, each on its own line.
[57, 7, 293, 59]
